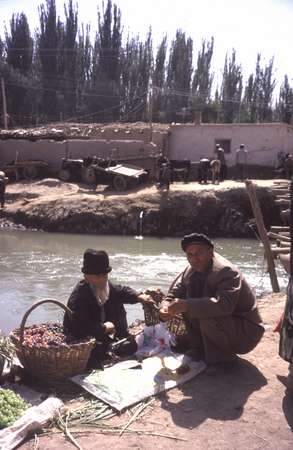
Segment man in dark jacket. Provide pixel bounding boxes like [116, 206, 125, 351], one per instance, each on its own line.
[160, 233, 264, 371]
[63, 248, 154, 366]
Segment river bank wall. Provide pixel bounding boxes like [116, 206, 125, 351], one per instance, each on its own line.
[0, 180, 280, 238]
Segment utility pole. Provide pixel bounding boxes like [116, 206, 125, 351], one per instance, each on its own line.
[148, 83, 153, 142]
[1, 78, 8, 129]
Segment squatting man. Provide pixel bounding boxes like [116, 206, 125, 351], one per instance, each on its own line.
[159, 233, 264, 371]
[63, 248, 155, 368]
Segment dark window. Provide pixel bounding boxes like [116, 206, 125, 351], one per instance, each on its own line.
[215, 139, 231, 153]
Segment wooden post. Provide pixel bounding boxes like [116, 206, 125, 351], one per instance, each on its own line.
[1, 77, 8, 129]
[245, 180, 280, 292]
[148, 83, 153, 143]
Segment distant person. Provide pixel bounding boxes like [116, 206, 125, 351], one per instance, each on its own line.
[215, 144, 227, 181]
[158, 162, 171, 190]
[157, 152, 168, 168]
[198, 158, 210, 184]
[159, 233, 264, 372]
[0, 170, 6, 209]
[284, 153, 293, 179]
[235, 144, 248, 181]
[210, 158, 221, 184]
[157, 153, 171, 190]
[63, 249, 155, 367]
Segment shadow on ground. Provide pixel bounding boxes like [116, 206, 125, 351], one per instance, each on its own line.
[160, 358, 267, 429]
[278, 375, 293, 430]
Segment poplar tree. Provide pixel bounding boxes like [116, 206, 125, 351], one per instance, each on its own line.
[243, 54, 275, 123]
[152, 35, 167, 122]
[220, 49, 242, 123]
[76, 23, 92, 119]
[166, 30, 193, 122]
[4, 13, 34, 125]
[5, 13, 33, 74]
[191, 38, 214, 121]
[120, 30, 152, 122]
[38, 0, 60, 121]
[91, 0, 122, 121]
[59, 0, 78, 119]
[276, 75, 293, 124]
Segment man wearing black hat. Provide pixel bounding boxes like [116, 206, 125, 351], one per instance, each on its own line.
[63, 249, 154, 366]
[159, 233, 264, 371]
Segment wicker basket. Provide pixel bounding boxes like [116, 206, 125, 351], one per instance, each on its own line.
[143, 296, 187, 337]
[10, 299, 96, 381]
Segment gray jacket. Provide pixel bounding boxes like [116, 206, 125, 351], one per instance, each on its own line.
[168, 252, 263, 326]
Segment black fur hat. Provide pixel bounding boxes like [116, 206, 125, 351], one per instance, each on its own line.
[181, 233, 214, 252]
[82, 249, 112, 275]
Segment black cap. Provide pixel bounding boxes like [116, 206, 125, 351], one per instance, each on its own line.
[82, 249, 112, 275]
[181, 233, 214, 252]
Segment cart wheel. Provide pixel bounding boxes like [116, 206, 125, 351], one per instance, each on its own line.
[113, 175, 128, 191]
[23, 165, 38, 180]
[83, 167, 96, 184]
[58, 168, 71, 181]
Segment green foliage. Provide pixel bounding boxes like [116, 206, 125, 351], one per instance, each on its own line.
[0, 1, 290, 125]
[242, 54, 276, 123]
[166, 29, 193, 122]
[276, 75, 293, 124]
[220, 49, 243, 123]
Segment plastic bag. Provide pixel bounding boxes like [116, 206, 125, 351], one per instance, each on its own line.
[0, 397, 63, 450]
[135, 322, 175, 358]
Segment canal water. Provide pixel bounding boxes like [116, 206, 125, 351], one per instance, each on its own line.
[0, 229, 288, 335]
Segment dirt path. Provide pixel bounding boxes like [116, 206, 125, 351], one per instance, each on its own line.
[19, 293, 293, 450]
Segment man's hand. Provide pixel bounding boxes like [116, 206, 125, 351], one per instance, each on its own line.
[104, 321, 115, 335]
[159, 304, 172, 321]
[161, 298, 188, 317]
[138, 293, 156, 305]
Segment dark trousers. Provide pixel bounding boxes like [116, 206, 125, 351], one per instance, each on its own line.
[183, 314, 264, 364]
[87, 334, 137, 369]
[220, 164, 227, 181]
[0, 181, 5, 208]
[236, 163, 246, 181]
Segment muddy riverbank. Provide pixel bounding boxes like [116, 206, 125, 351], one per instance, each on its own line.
[0, 179, 281, 237]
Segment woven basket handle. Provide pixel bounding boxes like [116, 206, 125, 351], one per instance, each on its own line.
[19, 299, 72, 345]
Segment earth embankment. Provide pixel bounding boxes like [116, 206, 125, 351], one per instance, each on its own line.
[0, 179, 281, 237]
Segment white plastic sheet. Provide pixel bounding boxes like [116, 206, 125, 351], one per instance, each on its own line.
[0, 397, 63, 450]
[71, 354, 206, 411]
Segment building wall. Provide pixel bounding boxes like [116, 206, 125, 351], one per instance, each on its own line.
[168, 123, 293, 167]
[0, 138, 159, 175]
[0, 139, 67, 171]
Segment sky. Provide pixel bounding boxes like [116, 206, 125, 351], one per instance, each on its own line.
[0, 0, 292, 91]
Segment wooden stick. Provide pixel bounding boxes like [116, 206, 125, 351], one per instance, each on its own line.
[58, 414, 83, 450]
[119, 399, 155, 437]
[267, 232, 291, 242]
[271, 247, 291, 255]
[245, 180, 280, 292]
[270, 226, 290, 232]
[275, 199, 290, 206]
[33, 433, 39, 450]
[44, 427, 188, 441]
